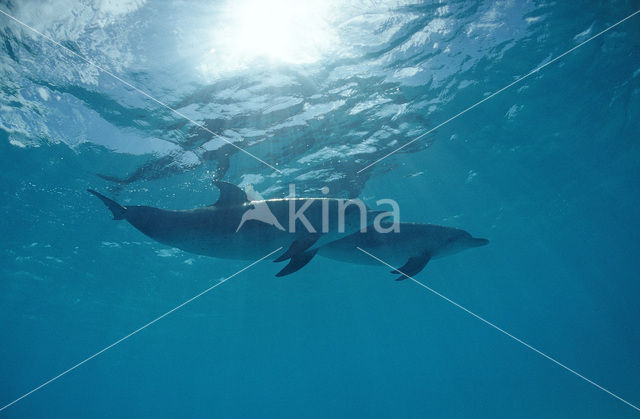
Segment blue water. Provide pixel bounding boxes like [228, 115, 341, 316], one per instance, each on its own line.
[1, 0, 639, 417]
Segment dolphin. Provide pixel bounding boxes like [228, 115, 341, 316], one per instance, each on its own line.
[317, 222, 489, 280]
[88, 181, 377, 276]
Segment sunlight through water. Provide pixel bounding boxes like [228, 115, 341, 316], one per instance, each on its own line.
[201, 0, 337, 74]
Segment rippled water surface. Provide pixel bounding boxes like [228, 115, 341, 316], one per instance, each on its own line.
[1, 0, 640, 417]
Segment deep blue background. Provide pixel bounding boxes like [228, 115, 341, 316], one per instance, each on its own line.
[1, 0, 639, 417]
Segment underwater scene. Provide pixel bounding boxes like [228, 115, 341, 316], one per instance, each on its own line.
[1, 0, 639, 417]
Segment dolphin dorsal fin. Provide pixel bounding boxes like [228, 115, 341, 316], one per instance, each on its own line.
[212, 181, 249, 207]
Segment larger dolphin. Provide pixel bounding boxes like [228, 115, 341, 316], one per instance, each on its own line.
[89, 182, 377, 276]
[317, 222, 489, 280]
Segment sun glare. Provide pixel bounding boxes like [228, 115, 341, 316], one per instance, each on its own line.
[204, 0, 336, 73]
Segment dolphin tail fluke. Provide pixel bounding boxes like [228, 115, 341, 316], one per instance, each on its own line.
[88, 189, 127, 220]
[275, 249, 318, 277]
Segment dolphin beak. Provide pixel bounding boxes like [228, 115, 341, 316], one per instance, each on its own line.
[470, 237, 490, 247]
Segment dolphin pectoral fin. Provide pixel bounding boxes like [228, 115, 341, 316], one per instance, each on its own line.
[274, 234, 320, 262]
[274, 253, 290, 263]
[275, 249, 318, 277]
[391, 254, 431, 281]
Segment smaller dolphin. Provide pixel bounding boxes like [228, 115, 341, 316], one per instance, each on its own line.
[318, 222, 489, 280]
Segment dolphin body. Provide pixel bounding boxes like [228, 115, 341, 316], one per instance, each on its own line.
[89, 182, 376, 276]
[317, 222, 489, 280]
